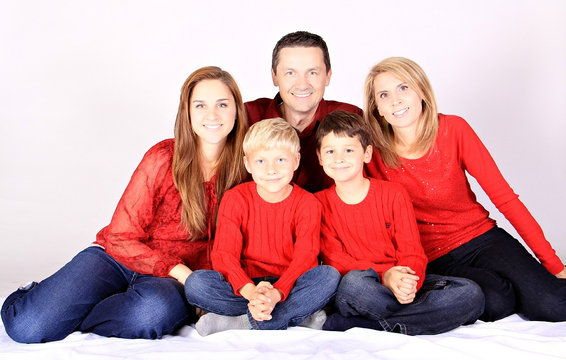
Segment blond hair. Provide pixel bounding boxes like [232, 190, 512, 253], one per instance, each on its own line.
[173, 66, 248, 239]
[364, 57, 439, 168]
[243, 118, 300, 156]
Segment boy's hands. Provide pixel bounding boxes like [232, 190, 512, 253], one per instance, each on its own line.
[239, 281, 283, 321]
[383, 266, 419, 304]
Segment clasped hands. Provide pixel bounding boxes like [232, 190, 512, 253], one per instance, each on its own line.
[383, 266, 420, 304]
[239, 281, 282, 322]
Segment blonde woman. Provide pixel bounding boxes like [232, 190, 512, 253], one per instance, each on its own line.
[364, 57, 566, 322]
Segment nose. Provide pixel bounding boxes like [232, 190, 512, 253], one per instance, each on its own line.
[391, 93, 401, 106]
[295, 74, 308, 89]
[333, 155, 344, 163]
[206, 107, 218, 120]
[266, 162, 277, 175]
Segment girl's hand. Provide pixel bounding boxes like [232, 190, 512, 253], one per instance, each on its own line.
[555, 267, 566, 279]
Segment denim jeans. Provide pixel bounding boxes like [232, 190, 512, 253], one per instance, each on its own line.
[184, 265, 340, 330]
[1, 246, 193, 343]
[325, 269, 484, 335]
[427, 226, 566, 322]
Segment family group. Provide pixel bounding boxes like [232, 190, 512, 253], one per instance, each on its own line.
[3, 31, 565, 344]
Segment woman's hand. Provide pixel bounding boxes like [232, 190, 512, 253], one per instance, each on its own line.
[555, 267, 566, 279]
[168, 264, 193, 285]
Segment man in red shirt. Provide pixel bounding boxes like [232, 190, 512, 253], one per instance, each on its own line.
[245, 31, 363, 193]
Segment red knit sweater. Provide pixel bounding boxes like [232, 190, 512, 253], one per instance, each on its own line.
[365, 114, 563, 274]
[212, 181, 321, 300]
[316, 178, 427, 290]
[245, 94, 363, 193]
[94, 139, 215, 277]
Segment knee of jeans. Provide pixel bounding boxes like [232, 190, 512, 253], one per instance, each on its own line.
[184, 270, 220, 303]
[118, 287, 189, 339]
[520, 292, 566, 322]
[2, 306, 62, 343]
[478, 282, 515, 322]
[321, 265, 341, 288]
[340, 269, 378, 293]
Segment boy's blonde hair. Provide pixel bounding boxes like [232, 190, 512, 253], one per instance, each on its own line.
[243, 118, 300, 155]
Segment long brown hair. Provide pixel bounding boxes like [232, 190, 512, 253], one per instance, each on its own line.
[364, 57, 439, 168]
[172, 66, 248, 239]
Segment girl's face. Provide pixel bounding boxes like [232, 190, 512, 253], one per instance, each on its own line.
[373, 72, 422, 132]
[190, 79, 237, 148]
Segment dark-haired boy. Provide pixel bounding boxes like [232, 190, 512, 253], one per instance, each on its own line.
[315, 110, 485, 335]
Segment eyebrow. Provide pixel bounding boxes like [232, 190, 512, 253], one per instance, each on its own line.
[192, 98, 231, 103]
[376, 82, 406, 94]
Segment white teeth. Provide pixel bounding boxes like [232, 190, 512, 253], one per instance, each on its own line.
[293, 93, 311, 98]
[205, 124, 221, 130]
[393, 108, 408, 116]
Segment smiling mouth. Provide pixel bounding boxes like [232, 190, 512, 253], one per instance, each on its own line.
[204, 124, 222, 130]
[393, 108, 409, 116]
[331, 165, 350, 171]
[265, 178, 282, 183]
[292, 93, 312, 98]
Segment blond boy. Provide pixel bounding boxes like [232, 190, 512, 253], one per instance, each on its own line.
[185, 118, 340, 335]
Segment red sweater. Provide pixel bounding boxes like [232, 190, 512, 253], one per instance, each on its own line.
[94, 139, 215, 277]
[211, 181, 321, 301]
[365, 114, 563, 274]
[245, 94, 363, 193]
[316, 178, 427, 290]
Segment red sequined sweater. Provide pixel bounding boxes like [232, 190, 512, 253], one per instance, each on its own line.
[94, 139, 215, 277]
[245, 94, 363, 193]
[316, 178, 427, 290]
[211, 181, 321, 301]
[365, 114, 563, 274]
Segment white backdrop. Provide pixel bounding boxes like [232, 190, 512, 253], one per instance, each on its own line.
[1, 0, 565, 288]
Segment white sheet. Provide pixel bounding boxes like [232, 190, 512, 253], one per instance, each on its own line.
[1, 298, 565, 360]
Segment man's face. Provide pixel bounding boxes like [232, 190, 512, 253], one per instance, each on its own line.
[272, 47, 332, 132]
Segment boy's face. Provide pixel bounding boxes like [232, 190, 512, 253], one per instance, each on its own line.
[317, 132, 372, 184]
[244, 148, 300, 203]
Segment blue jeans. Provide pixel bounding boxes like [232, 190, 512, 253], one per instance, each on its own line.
[1, 246, 193, 343]
[324, 269, 484, 335]
[184, 265, 340, 330]
[427, 226, 566, 322]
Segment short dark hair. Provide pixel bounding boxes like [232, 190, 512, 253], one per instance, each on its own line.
[271, 31, 331, 74]
[316, 110, 373, 150]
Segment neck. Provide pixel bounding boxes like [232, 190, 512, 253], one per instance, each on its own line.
[392, 124, 426, 159]
[199, 142, 224, 181]
[334, 176, 370, 205]
[279, 104, 316, 133]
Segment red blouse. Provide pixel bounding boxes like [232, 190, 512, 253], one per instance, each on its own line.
[94, 139, 215, 277]
[365, 114, 563, 274]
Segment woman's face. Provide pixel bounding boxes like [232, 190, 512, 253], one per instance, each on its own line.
[373, 72, 422, 132]
[189, 79, 237, 148]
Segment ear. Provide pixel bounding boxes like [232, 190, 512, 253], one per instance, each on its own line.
[325, 68, 332, 86]
[271, 69, 278, 87]
[316, 149, 323, 166]
[294, 152, 301, 171]
[243, 156, 252, 174]
[364, 145, 373, 163]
